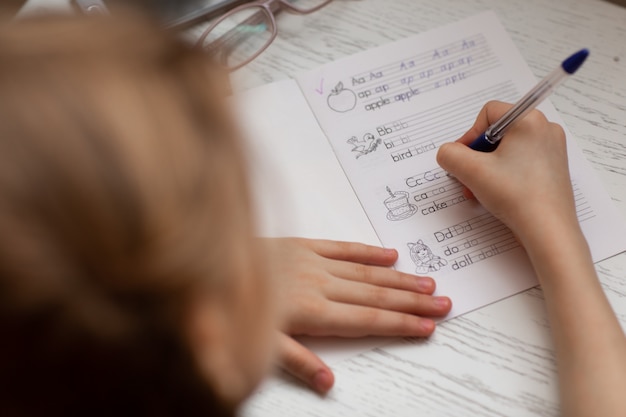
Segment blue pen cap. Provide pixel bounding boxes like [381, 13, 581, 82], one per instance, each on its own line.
[561, 49, 589, 74]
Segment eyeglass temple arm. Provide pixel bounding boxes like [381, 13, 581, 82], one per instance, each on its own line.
[165, 0, 254, 30]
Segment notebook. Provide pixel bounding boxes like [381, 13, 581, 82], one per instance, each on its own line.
[232, 11, 626, 416]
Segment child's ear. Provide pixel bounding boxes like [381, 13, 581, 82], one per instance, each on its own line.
[407, 243, 415, 249]
[417, 240, 423, 245]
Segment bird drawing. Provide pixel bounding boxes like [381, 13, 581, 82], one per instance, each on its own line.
[347, 133, 381, 159]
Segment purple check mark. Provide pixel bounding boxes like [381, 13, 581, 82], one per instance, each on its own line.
[315, 78, 324, 95]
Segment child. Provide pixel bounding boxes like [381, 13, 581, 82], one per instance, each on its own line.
[0, 10, 623, 417]
[0, 11, 268, 416]
[0, 11, 451, 415]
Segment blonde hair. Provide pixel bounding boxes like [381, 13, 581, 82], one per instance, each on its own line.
[0, 11, 254, 417]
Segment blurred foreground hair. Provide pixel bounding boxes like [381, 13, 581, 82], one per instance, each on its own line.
[0, 10, 251, 417]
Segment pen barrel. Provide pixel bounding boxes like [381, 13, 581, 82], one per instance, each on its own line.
[488, 67, 568, 141]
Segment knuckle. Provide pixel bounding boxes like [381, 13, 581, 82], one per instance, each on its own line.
[289, 305, 324, 335]
[486, 99, 510, 111]
[336, 240, 358, 254]
[551, 124, 567, 151]
[352, 241, 376, 258]
[361, 308, 381, 327]
[280, 345, 303, 367]
[485, 99, 505, 108]
[525, 109, 548, 125]
[408, 293, 427, 310]
[353, 262, 373, 282]
[396, 313, 418, 334]
[367, 286, 390, 306]
[293, 269, 324, 287]
[312, 273, 331, 291]
[485, 100, 513, 124]
[296, 292, 324, 315]
[550, 122, 566, 139]
[365, 243, 382, 258]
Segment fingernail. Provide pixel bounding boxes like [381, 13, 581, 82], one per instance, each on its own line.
[312, 370, 333, 393]
[434, 296, 451, 309]
[420, 319, 435, 334]
[383, 248, 397, 256]
[417, 277, 434, 292]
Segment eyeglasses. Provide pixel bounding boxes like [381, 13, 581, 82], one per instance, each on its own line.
[196, 0, 333, 71]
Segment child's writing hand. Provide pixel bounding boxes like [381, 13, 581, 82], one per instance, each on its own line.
[264, 237, 452, 394]
[438, 102, 626, 417]
[436, 101, 577, 246]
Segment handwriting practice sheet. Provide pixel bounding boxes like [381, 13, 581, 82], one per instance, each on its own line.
[294, 10, 626, 316]
[236, 11, 626, 417]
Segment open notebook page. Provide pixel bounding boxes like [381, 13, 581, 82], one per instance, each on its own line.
[236, 79, 380, 245]
[238, 10, 626, 417]
[295, 10, 626, 317]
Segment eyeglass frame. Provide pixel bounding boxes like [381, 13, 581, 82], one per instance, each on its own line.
[196, 0, 333, 71]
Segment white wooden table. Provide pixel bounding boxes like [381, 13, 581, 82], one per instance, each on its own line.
[25, 0, 626, 415]
[231, 1, 626, 416]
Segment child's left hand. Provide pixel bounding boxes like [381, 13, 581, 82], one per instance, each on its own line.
[263, 237, 452, 394]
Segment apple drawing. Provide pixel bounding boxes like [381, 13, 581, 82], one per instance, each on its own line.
[327, 82, 357, 113]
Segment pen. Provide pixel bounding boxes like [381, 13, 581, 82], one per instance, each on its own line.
[469, 48, 589, 152]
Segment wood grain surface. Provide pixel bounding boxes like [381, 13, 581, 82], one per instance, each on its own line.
[229, 1, 626, 415]
[22, 0, 626, 415]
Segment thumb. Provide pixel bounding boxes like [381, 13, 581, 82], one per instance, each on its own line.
[436, 142, 484, 184]
[275, 333, 335, 394]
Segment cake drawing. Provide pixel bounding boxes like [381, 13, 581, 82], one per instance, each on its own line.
[384, 186, 417, 221]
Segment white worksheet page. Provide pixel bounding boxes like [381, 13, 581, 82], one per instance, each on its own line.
[235, 79, 380, 245]
[295, 10, 626, 317]
[240, 11, 626, 417]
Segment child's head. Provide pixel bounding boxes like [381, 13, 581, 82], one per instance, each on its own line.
[0, 12, 276, 416]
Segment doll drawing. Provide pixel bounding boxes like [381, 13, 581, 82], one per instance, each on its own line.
[408, 240, 448, 274]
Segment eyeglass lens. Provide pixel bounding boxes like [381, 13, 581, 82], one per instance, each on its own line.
[199, 0, 333, 70]
[199, 6, 275, 70]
